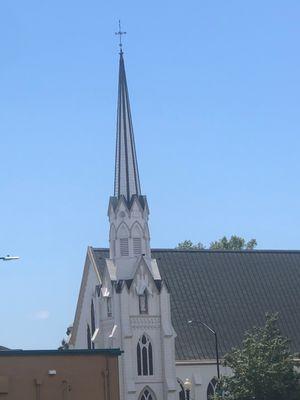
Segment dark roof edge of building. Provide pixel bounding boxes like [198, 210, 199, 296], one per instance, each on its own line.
[0, 349, 122, 357]
[92, 247, 300, 254]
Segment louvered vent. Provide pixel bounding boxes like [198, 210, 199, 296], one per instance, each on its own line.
[133, 238, 142, 255]
[120, 238, 129, 256]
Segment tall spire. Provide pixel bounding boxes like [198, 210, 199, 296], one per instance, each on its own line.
[114, 50, 141, 201]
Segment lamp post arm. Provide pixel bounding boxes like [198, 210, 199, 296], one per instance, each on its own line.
[188, 319, 220, 379]
[215, 331, 220, 379]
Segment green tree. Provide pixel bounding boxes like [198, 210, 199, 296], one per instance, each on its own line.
[176, 240, 205, 250]
[210, 236, 257, 250]
[213, 314, 300, 400]
[176, 236, 257, 250]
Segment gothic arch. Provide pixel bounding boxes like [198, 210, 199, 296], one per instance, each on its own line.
[137, 333, 153, 376]
[207, 378, 217, 399]
[138, 386, 156, 400]
[117, 223, 130, 256]
[131, 222, 143, 255]
[130, 221, 143, 237]
[117, 222, 129, 238]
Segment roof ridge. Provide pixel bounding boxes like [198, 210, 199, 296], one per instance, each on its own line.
[91, 247, 300, 254]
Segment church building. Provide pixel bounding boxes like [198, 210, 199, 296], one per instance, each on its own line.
[69, 47, 300, 400]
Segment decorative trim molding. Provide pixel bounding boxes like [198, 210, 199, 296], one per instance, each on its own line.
[130, 316, 161, 329]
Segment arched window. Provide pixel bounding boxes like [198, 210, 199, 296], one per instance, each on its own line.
[87, 324, 92, 350]
[139, 387, 156, 400]
[132, 223, 143, 255]
[137, 334, 153, 376]
[118, 224, 129, 256]
[139, 291, 148, 314]
[207, 378, 217, 399]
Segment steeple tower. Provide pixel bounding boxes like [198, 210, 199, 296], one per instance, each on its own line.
[114, 52, 141, 202]
[108, 48, 151, 270]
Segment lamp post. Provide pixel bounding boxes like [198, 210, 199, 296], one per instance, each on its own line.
[188, 320, 220, 379]
[0, 255, 20, 261]
[183, 378, 192, 400]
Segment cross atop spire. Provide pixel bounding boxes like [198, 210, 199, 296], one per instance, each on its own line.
[114, 50, 141, 202]
[115, 20, 126, 54]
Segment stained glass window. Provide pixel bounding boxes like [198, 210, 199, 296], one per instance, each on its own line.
[137, 334, 153, 376]
[140, 388, 155, 400]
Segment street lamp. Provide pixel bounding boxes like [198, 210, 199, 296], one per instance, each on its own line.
[188, 320, 220, 379]
[0, 255, 20, 261]
[183, 378, 192, 400]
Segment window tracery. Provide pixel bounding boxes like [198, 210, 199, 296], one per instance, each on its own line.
[137, 334, 153, 376]
[139, 387, 156, 400]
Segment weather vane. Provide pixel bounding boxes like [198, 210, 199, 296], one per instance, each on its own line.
[115, 20, 126, 53]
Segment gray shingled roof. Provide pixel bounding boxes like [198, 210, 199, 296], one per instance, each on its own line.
[92, 248, 300, 360]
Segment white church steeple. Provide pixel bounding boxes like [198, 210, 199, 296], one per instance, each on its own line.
[71, 33, 177, 400]
[114, 51, 141, 201]
[108, 49, 151, 270]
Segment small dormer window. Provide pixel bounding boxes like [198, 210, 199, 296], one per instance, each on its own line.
[133, 237, 142, 255]
[139, 291, 148, 314]
[120, 238, 129, 256]
[107, 297, 112, 317]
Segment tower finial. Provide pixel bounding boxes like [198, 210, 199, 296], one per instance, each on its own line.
[115, 20, 126, 54]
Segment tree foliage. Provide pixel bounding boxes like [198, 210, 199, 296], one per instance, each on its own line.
[176, 240, 205, 250]
[213, 314, 300, 400]
[210, 236, 257, 250]
[176, 236, 257, 250]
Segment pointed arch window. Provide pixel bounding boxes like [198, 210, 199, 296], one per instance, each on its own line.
[207, 378, 217, 399]
[87, 324, 92, 350]
[139, 291, 148, 314]
[132, 223, 142, 255]
[119, 224, 129, 256]
[137, 334, 153, 376]
[139, 387, 156, 400]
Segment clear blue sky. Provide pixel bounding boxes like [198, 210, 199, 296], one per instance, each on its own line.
[1, 0, 299, 349]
